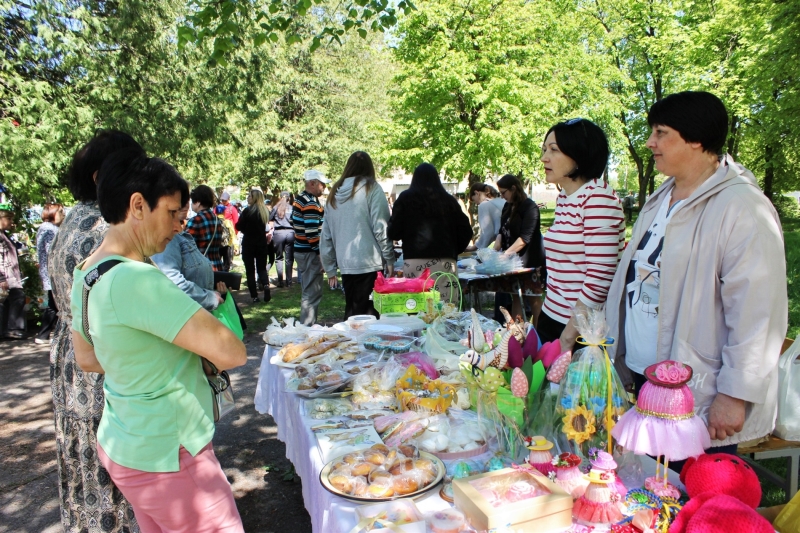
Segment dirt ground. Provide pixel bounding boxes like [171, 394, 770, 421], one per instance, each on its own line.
[0, 294, 312, 533]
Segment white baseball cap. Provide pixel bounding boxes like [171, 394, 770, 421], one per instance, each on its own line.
[303, 169, 329, 184]
[220, 191, 231, 201]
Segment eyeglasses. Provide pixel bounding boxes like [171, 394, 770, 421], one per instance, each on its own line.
[498, 189, 509, 196]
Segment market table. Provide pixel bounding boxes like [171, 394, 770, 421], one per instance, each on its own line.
[458, 267, 543, 322]
[254, 345, 682, 533]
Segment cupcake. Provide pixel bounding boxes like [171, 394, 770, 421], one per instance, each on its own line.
[524, 436, 555, 476]
[572, 469, 625, 525]
[551, 452, 589, 499]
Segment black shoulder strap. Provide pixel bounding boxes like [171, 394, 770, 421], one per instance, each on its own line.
[81, 259, 123, 346]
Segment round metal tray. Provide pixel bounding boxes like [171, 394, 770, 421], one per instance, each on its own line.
[319, 450, 445, 503]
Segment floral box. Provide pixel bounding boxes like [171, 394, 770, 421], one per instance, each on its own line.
[452, 467, 573, 532]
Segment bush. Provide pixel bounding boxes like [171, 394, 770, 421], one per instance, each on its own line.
[773, 194, 800, 220]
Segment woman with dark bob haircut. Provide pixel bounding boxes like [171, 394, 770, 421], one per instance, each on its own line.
[605, 91, 787, 472]
[72, 149, 246, 532]
[538, 118, 625, 350]
[48, 129, 144, 532]
[492, 174, 545, 321]
[388, 163, 472, 302]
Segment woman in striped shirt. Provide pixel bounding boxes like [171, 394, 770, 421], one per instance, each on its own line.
[538, 118, 625, 352]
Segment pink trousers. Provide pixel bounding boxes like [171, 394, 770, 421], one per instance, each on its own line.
[98, 442, 244, 533]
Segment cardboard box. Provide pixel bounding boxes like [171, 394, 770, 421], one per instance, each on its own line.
[372, 290, 440, 315]
[452, 467, 573, 532]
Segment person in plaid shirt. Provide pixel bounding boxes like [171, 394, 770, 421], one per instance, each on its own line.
[187, 185, 224, 271]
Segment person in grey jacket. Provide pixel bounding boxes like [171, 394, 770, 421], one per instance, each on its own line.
[152, 201, 227, 311]
[605, 92, 787, 471]
[320, 151, 394, 320]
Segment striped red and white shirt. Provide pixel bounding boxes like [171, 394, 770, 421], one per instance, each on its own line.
[542, 179, 625, 324]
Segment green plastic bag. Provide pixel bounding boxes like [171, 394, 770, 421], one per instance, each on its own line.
[212, 293, 243, 340]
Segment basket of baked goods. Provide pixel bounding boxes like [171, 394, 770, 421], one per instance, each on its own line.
[285, 354, 383, 398]
[319, 443, 445, 502]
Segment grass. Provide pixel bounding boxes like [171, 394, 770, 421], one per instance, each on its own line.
[231, 256, 346, 334]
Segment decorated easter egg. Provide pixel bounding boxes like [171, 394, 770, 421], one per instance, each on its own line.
[486, 456, 505, 471]
[510, 368, 529, 398]
[452, 461, 472, 479]
[493, 331, 503, 346]
[546, 351, 572, 383]
[508, 336, 524, 369]
[477, 367, 505, 392]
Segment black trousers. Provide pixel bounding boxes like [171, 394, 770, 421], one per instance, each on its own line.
[242, 244, 270, 299]
[220, 245, 233, 272]
[36, 290, 58, 340]
[0, 287, 26, 335]
[536, 310, 567, 344]
[341, 271, 379, 320]
[273, 230, 295, 284]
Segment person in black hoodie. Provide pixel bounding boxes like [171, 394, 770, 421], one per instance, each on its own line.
[236, 188, 272, 303]
[388, 163, 472, 302]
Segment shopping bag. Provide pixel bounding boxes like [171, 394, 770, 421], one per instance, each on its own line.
[774, 338, 800, 441]
[212, 292, 244, 340]
[374, 268, 435, 293]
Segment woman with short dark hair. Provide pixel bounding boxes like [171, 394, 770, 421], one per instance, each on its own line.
[388, 163, 472, 302]
[72, 150, 246, 532]
[48, 129, 144, 532]
[34, 203, 65, 344]
[538, 118, 625, 350]
[606, 91, 787, 468]
[186, 185, 224, 271]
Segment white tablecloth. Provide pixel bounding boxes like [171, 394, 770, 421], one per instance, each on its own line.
[254, 345, 682, 533]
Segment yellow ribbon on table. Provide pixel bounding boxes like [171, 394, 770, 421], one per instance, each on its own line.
[348, 517, 410, 533]
[576, 336, 616, 454]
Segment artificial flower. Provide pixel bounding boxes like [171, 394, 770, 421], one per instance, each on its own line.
[562, 405, 597, 444]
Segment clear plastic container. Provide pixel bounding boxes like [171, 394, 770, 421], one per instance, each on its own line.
[347, 314, 377, 331]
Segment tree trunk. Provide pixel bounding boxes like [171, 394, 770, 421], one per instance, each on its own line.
[638, 155, 655, 208]
[764, 144, 775, 202]
[727, 114, 739, 158]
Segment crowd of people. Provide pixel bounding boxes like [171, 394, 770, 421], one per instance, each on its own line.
[0, 90, 789, 532]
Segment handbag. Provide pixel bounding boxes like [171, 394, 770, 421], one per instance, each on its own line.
[203, 358, 235, 422]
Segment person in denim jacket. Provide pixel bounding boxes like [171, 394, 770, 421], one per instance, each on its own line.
[152, 201, 227, 311]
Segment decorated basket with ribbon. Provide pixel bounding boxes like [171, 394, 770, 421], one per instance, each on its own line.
[395, 364, 456, 413]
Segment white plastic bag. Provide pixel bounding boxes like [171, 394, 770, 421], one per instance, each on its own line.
[774, 338, 800, 441]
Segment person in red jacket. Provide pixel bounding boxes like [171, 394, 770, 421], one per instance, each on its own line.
[220, 191, 239, 234]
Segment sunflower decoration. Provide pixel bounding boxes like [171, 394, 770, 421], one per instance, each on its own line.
[562, 404, 597, 444]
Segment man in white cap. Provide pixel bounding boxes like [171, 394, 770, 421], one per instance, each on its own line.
[220, 190, 239, 234]
[292, 169, 329, 325]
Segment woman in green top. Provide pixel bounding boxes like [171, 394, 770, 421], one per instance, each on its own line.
[70, 148, 247, 533]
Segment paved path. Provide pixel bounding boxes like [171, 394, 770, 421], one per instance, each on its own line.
[0, 325, 311, 533]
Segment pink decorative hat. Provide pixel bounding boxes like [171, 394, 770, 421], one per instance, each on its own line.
[588, 448, 617, 471]
[612, 360, 710, 461]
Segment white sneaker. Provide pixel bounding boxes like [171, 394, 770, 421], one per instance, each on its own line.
[34, 338, 51, 345]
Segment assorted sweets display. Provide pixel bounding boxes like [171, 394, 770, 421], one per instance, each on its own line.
[264, 314, 721, 533]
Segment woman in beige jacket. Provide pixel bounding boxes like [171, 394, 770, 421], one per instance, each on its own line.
[605, 91, 788, 470]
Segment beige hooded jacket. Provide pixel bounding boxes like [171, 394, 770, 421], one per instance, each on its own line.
[606, 155, 788, 446]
